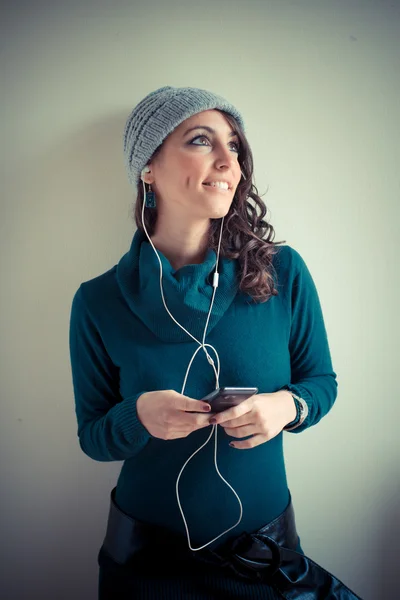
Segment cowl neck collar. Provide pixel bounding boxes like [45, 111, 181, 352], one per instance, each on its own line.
[116, 228, 240, 343]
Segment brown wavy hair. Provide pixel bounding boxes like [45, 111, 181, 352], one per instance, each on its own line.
[131, 110, 286, 303]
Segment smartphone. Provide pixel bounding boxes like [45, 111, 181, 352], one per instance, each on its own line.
[201, 387, 258, 413]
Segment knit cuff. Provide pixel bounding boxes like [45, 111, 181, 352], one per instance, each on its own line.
[112, 391, 152, 449]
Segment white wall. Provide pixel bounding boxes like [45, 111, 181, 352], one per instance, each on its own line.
[1, 1, 399, 598]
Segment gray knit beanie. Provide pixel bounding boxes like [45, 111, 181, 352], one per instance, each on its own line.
[123, 85, 246, 189]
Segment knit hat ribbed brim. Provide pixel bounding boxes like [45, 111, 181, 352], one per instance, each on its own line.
[123, 86, 246, 188]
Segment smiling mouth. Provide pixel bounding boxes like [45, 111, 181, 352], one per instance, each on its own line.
[202, 183, 231, 192]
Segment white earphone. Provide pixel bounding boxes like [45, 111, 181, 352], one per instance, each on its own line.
[141, 166, 151, 180]
[138, 164, 243, 551]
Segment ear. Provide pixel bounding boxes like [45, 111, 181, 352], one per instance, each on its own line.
[141, 164, 155, 185]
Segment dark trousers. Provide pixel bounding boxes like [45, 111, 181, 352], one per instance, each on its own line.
[97, 541, 298, 599]
[97, 487, 362, 599]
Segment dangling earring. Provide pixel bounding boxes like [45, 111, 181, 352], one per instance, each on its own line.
[145, 183, 156, 208]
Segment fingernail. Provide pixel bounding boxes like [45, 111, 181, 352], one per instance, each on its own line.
[229, 442, 235, 448]
[203, 405, 211, 412]
[209, 418, 217, 424]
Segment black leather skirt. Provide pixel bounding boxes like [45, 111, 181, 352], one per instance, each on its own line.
[98, 486, 363, 599]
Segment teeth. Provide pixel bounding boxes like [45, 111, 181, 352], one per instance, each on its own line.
[204, 181, 229, 189]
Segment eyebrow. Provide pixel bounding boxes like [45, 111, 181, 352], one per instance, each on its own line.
[183, 125, 239, 139]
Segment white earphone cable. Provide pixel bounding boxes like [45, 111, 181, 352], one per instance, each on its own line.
[140, 175, 242, 550]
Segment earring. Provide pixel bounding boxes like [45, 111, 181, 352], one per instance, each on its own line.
[145, 183, 156, 208]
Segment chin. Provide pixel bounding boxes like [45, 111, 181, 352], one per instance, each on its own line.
[205, 196, 232, 213]
[210, 204, 232, 219]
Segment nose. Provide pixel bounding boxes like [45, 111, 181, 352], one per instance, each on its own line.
[214, 143, 237, 170]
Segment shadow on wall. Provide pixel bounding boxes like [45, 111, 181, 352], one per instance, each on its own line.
[379, 482, 399, 598]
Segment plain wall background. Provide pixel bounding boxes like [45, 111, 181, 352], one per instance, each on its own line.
[1, 1, 399, 598]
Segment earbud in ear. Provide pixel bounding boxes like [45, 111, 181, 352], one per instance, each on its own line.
[141, 166, 151, 181]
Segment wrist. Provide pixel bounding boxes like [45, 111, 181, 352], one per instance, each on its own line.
[282, 389, 309, 431]
[278, 390, 298, 424]
[136, 392, 148, 424]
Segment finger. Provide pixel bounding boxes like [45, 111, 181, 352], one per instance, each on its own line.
[166, 422, 214, 439]
[209, 401, 251, 426]
[193, 415, 216, 429]
[177, 415, 216, 435]
[218, 414, 253, 428]
[177, 394, 211, 413]
[179, 411, 216, 428]
[224, 425, 257, 439]
[229, 434, 268, 449]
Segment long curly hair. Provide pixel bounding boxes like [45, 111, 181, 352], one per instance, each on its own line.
[132, 110, 286, 303]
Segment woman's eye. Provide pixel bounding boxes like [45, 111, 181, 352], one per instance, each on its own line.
[190, 135, 239, 153]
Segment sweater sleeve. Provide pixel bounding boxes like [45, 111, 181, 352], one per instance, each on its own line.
[69, 286, 152, 461]
[281, 249, 338, 434]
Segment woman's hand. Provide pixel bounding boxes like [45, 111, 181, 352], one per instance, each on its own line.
[136, 389, 213, 440]
[209, 390, 297, 449]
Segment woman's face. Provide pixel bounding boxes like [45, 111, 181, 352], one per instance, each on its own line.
[146, 109, 242, 221]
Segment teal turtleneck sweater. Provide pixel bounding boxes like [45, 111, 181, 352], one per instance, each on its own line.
[69, 228, 337, 550]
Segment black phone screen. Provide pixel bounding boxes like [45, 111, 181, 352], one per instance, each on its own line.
[201, 387, 258, 413]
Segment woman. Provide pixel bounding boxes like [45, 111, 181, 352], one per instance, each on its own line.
[69, 86, 362, 598]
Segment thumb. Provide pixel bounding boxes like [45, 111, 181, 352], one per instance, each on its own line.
[175, 393, 211, 413]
